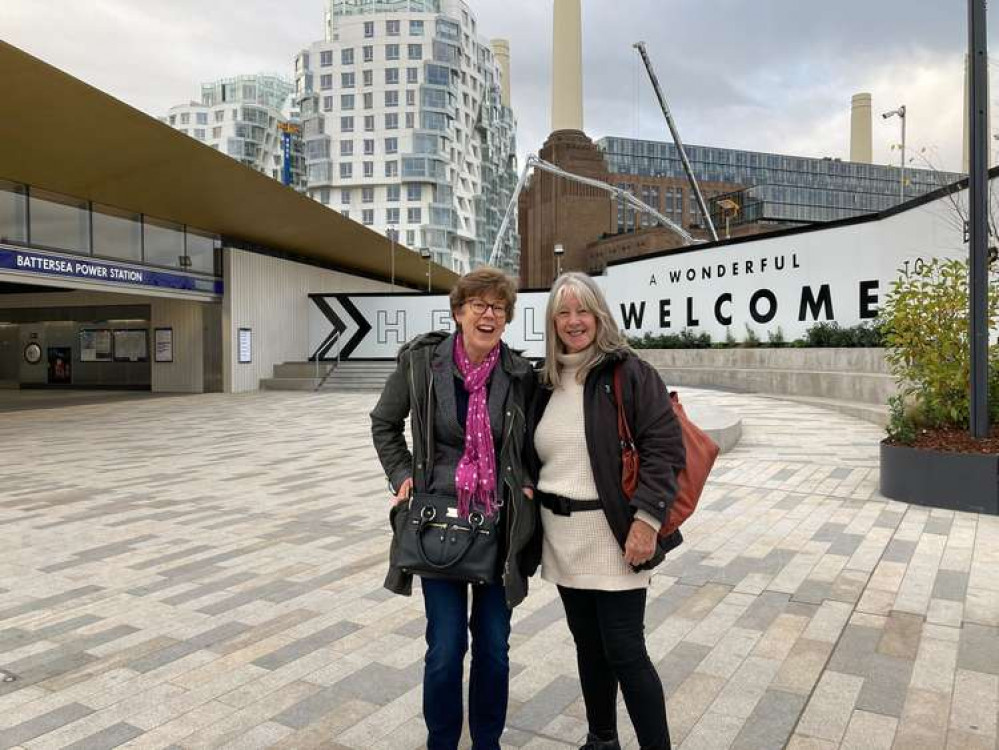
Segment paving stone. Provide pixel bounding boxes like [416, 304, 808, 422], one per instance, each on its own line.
[0, 703, 94, 747]
[59, 721, 144, 750]
[507, 675, 581, 732]
[730, 688, 807, 750]
[933, 570, 970, 602]
[957, 624, 999, 675]
[251, 621, 361, 670]
[855, 653, 914, 718]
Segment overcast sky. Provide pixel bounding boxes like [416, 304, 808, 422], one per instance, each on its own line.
[3, 1, 994, 174]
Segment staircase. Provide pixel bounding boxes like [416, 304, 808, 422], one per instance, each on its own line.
[261, 361, 397, 392]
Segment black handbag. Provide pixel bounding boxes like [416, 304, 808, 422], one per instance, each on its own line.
[393, 493, 499, 584]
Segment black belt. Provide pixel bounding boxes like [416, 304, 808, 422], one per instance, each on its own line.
[538, 491, 602, 516]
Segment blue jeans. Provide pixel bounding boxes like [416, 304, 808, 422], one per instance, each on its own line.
[421, 578, 511, 750]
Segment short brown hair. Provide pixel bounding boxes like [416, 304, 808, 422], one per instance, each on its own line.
[449, 267, 518, 325]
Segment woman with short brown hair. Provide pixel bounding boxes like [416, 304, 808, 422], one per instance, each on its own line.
[371, 266, 538, 750]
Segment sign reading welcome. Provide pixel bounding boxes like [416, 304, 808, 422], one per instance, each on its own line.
[310, 187, 966, 360]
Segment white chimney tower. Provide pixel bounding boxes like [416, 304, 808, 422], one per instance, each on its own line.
[551, 0, 584, 132]
[850, 93, 873, 163]
[491, 39, 512, 108]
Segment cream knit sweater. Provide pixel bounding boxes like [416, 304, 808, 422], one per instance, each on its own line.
[535, 350, 654, 591]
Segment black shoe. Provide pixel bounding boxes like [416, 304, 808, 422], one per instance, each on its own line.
[579, 732, 621, 750]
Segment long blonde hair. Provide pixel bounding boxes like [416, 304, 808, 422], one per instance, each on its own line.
[540, 272, 633, 387]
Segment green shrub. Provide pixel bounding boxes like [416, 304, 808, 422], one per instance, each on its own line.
[629, 330, 712, 349]
[803, 321, 883, 348]
[767, 327, 787, 348]
[742, 324, 760, 348]
[877, 257, 999, 437]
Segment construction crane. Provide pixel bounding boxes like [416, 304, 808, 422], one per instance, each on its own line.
[633, 41, 719, 242]
[487, 154, 699, 268]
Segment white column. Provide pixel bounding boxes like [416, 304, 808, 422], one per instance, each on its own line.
[850, 93, 872, 163]
[491, 39, 512, 108]
[551, 0, 583, 132]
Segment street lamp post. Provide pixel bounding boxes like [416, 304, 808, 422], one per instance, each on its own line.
[554, 243, 565, 279]
[420, 247, 432, 292]
[969, 0, 989, 437]
[882, 105, 907, 202]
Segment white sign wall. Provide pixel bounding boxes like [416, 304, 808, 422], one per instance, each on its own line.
[309, 184, 969, 360]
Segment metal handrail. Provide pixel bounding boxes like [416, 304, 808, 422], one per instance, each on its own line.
[314, 330, 342, 391]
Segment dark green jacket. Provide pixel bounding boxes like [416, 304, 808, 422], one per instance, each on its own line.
[370, 331, 540, 608]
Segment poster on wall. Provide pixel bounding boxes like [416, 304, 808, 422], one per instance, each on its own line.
[113, 329, 148, 362]
[154, 328, 173, 363]
[238, 328, 252, 364]
[47, 347, 72, 384]
[80, 329, 112, 362]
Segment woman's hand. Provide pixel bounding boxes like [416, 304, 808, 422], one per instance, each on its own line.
[523, 487, 534, 500]
[392, 477, 413, 505]
[623, 520, 657, 566]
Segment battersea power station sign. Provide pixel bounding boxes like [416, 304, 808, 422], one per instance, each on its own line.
[309, 189, 966, 360]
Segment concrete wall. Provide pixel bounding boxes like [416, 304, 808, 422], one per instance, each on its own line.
[0, 290, 212, 392]
[223, 248, 393, 393]
[639, 347, 895, 406]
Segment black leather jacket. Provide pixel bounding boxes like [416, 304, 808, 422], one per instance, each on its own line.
[370, 331, 540, 607]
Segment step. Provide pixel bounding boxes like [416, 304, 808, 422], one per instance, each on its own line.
[260, 377, 323, 391]
[655, 366, 895, 406]
[757, 394, 888, 427]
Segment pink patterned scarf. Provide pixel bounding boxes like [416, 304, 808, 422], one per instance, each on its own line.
[453, 333, 501, 518]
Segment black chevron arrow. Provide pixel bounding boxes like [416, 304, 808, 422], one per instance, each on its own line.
[310, 296, 346, 361]
[334, 294, 371, 359]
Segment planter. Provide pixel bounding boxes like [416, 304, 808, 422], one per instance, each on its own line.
[880, 442, 999, 515]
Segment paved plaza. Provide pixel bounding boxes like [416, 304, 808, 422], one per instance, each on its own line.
[0, 388, 997, 750]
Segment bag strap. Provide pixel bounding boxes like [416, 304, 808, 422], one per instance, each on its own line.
[613, 363, 635, 451]
[415, 514, 481, 570]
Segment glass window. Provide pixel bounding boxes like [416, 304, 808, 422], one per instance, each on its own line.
[385, 68, 399, 85]
[407, 207, 422, 224]
[341, 72, 355, 88]
[408, 44, 422, 60]
[323, 95, 334, 111]
[341, 188, 351, 205]
[363, 186, 375, 203]
[385, 90, 399, 107]
[364, 115, 375, 132]
[363, 69, 373, 86]
[195, 112, 208, 125]
[214, 110, 224, 122]
[409, 20, 424, 36]
[407, 184, 422, 201]
[406, 89, 416, 106]
[320, 74, 333, 90]
[407, 67, 419, 84]
[364, 161, 374, 178]
[341, 116, 354, 132]
[185, 229, 217, 274]
[362, 209, 374, 225]
[385, 112, 399, 130]
[386, 44, 400, 61]
[340, 162, 353, 179]
[364, 21, 374, 37]
[319, 188, 330, 204]
[387, 207, 400, 224]
[30, 188, 90, 252]
[364, 138, 375, 155]
[340, 140, 354, 156]
[320, 50, 333, 67]
[385, 161, 398, 177]
[180, 112, 190, 125]
[387, 184, 401, 202]
[363, 92, 373, 109]
[143, 216, 185, 267]
[363, 45, 374, 63]
[406, 229, 416, 246]
[405, 112, 415, 129]
[341, 48, 354, 65]
[341, 209, 350, 219]
[385, 137, 398, 154]
[341, 94, 355, 110]
[386, 19, 400, 36]
[0, 180, 27, 244]
[91, 203, 141, 262]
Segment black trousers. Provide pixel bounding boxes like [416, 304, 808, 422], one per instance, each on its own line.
[558, 586, 671, 750]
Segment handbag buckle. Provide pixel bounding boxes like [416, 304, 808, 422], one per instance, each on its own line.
[420, 505, 437, 522]
[468, 511, 484, 528]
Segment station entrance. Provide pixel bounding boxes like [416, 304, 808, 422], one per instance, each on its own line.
[0, 275, 222, 410]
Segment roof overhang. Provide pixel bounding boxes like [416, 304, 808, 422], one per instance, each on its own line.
[0, 41, 458, 292]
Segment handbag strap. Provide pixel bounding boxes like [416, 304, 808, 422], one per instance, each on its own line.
[613, 363, 635, 451]
[414, 516, 481, 570]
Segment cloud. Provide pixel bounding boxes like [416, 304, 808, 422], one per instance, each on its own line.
[2, 0, 993, 176]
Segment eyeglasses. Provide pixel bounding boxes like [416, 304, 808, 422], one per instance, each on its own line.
[465, 298, 508, 318]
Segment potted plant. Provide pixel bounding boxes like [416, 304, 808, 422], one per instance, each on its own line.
[878, 257, 999, 514]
